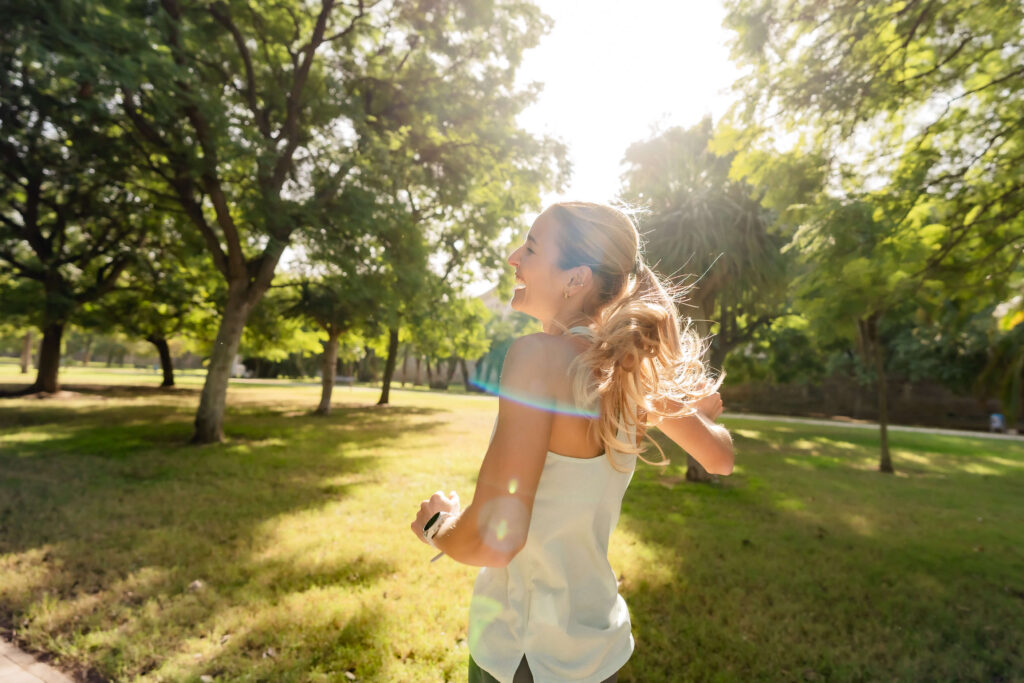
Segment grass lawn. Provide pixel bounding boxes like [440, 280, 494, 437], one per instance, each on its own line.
[1, 366, 1022, 682]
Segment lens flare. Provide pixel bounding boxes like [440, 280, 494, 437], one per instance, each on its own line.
[477, 495, 528, 554]
[468, 595, 503, 652]
[469, 377, 599, 418]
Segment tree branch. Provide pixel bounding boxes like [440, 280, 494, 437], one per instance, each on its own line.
[208, 2, 272, 138]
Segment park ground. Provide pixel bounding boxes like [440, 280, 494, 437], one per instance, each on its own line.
[1, 363, 1023, 682]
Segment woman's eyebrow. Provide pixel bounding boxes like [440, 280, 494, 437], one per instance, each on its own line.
[526, 235, 537, 244]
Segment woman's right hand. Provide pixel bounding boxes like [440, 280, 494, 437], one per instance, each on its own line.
[693, 391, 723, 421]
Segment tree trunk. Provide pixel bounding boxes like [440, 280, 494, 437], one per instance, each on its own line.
[443, 354, 458, 389]
[192, 288, 253, 443]
[316, 329, 340, 415]
[32, 322, 64, 394]
[709, 340, 728, 373]
[425, 358, 433, 386]
[859, 314, 894, 474]
[461, 358, 476, 392]
[709, 299, 730, 371]
[874, 343, 893, 473]
[19, 331, 33, 374]
[369, 347, 379, 379]
[685, 453, 714, 483]
[415, 356, 422, 385]
[358, 347, 377, 382]
[401, 346, 410, 387]
[377, 327, 400, 406]
[81, 335, 94, 366]
[147, 335, 175, 388]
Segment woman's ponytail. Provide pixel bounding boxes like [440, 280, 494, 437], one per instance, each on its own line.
[552, 202, 721, 471]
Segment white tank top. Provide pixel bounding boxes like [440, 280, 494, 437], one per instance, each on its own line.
[468, 328, 637, 683]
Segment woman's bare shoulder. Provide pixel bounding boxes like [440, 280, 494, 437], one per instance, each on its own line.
[502, 334, 581, 392]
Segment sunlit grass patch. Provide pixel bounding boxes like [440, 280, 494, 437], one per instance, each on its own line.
[1, 377, 1022, 681]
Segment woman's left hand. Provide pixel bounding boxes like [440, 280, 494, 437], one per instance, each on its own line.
[411, 490, 460, 545]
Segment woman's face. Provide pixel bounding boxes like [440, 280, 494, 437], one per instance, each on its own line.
[507, 211, 567, 321]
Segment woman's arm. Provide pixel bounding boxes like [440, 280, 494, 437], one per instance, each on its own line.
[653, 393, 734, 475]
[411, 335, 555, 567]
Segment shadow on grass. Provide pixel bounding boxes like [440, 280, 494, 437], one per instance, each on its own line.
[614, 427, 1024, 682]
[0, 397, 445, 681]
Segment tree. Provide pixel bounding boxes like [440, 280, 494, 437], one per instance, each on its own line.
[406, 294, 491, 390]
[81, 224, 220, 387]
[56, 0, 566, 441]
[619, 118, 790, 481]
[977, 303, 1024, 431]
[285, 275, 375, 415]
[722, 0, 1024, 471]
[326, 6, 567, 405]
[0, 4, 149, 394]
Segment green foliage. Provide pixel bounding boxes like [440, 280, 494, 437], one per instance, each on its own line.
[976, 321, 1024, 425]
[724, 314, 827, 385]
[619, 117, 790, 367]
[79, 222, 221, 348]
[718, 0, 1024, 438]
[0, 2, 150, 328]
[724, 0, 1024, 306]
[407, 294, 493, 363]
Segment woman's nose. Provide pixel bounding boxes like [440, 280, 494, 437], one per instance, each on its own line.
[507, 247, 521, 267]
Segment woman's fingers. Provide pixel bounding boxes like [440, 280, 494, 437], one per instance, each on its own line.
[412, 489, 461, 544]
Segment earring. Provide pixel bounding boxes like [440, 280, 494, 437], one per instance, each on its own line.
[563, 288, 570, 300]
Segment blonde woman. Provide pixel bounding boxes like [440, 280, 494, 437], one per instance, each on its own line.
[411, 202, 734, 683]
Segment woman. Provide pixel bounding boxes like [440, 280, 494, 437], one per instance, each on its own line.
[411, 202, 734, 683]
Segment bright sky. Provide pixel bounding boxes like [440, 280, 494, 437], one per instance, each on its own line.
[469, 1, 740, 295]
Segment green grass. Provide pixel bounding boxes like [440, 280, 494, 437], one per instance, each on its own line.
[1, 369, 1022, 682]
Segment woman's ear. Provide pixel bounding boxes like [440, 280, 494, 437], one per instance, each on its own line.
[568, 265, 594, 293]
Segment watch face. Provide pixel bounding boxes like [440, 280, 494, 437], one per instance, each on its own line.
[424, 511, 441, 532]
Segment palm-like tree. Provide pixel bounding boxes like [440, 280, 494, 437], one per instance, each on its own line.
[620, 117, 790, 480]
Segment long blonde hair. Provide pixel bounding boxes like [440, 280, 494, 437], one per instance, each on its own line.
[548, 201, 722, 470]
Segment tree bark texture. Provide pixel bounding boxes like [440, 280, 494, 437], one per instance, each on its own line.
[19, 331, 33, 374]
[316, 329, 340, 415]
[377, 327, 400, 406]
[148, 336, 175, 387]
[33, 323, 64, 394]
[192, 289, 252, 443]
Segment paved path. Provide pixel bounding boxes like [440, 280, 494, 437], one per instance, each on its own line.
[0, 639, 75, 683]
[725, 412, 1022, 441]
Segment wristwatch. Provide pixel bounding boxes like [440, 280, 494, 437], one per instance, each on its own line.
[423, 511, 451, 547]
